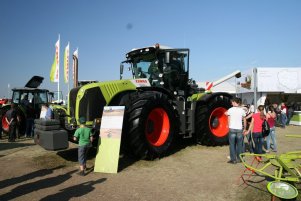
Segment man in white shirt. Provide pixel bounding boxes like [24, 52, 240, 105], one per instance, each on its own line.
[225, 97, 246, 164]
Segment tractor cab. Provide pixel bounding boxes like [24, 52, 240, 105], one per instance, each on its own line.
[120, 44, 190, 96]
[11, 76, 51, 115]
[1, 76, 64, 134]
[11, 88, 51, 112]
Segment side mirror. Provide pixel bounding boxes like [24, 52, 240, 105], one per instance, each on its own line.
[165, 52, 170, 64]
[120, 64, 124, 80]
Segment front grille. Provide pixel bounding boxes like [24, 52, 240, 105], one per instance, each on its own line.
[69, 87, 80, 118]
[79, 87, 106, 121]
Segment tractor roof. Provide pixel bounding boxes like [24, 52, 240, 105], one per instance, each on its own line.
[130, 44, 172, 52]
[12, 88, 49, 92]
[11, 76, 47, 92]
[126, 44, 173, 59]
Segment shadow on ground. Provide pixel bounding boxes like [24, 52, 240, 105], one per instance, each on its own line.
[0, 142, 35, 152]
[39, 178, 107, 201]
[0, 170, 78, 200]
[49, 137, 215, 172]
[56, 147, 138, 172]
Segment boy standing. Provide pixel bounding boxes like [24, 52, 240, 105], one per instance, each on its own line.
[73, 117, 93, 176]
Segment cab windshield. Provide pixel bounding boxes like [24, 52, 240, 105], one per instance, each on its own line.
[12, 90, 48, 105]
[132, 60, 153, 79]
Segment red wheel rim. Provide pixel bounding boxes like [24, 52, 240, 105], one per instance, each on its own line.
[209, 107, 229, 137]
[145, 108, 170, 147]
[2, 115, 9, 132]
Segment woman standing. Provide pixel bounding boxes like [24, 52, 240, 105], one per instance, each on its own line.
[266, 105, 277, 152]
[245, 105, 266, 159]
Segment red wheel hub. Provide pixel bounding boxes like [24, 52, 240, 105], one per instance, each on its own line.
[145, 108, 170, 147]
[209, 107, 229, 137]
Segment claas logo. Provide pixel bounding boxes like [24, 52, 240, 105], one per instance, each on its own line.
[135, 79, 148, 84]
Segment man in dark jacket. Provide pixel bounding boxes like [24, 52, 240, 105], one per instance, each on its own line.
[5, 103, 18, 142]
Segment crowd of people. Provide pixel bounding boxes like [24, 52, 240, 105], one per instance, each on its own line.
[225, 97, 294, 164]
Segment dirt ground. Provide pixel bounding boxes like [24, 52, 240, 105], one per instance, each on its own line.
[0, 126, 300, 201]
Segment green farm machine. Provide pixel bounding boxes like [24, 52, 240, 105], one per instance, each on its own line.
[1, 76, 66, 135]
[65, 44, 241, 159]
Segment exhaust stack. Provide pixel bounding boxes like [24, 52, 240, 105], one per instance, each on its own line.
[73, 54, 78, 88]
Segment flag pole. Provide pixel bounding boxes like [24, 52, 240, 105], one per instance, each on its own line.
[67, 42, 70, 93]
[57, 34, 60, 102]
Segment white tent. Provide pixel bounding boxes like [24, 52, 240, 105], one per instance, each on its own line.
[237, 67, 301, 125]
[237, 67, 301, 106]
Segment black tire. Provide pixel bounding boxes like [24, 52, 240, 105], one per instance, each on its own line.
[34, 124, 60, 131]
[195, 94, 232, 146]
[121, 91, 178, 159]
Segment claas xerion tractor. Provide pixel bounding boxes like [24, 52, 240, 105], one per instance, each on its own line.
[66, 44, 241, 159]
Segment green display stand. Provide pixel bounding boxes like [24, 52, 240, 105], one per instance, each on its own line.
[94, 106, 125, 174]
[267, 181, 298, 199]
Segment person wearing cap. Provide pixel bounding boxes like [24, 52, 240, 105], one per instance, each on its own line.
[73, 117, 93, 176]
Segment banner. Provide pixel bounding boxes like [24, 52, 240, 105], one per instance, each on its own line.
[257, 68, 301, 93]
[50, 38, 60, 82]
[94, 106, 125, 174]
[64, 43, 69, 83]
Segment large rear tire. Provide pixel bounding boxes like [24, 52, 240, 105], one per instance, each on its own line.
[121, 91, 178, 159]
[195, 94, 232, 146]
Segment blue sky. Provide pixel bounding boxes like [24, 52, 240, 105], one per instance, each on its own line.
[0, 0, 300, 98]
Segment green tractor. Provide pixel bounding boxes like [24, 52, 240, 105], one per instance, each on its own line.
[1, 76, 66, 135]
[66, 44, 241, 159]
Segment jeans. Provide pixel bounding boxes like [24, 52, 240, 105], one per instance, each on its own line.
[26, 118, 34, 137]
[228, 129, 243, 162]
[252, 132, 263, 154]
[287, 111, 293, 125]
[78, 144, 90, 165]
[9, 122, 17, 141]
[266, 127, 277, 151]
[281, 113, 287, 127]
[245, 133, 254, 153]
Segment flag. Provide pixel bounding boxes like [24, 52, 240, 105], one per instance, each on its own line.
[72, 48, 78, 80]
[64, 42, 69, 83]
[50, 38, 60, 82]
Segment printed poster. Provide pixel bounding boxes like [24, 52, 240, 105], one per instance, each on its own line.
[94, 106, 125, 173]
